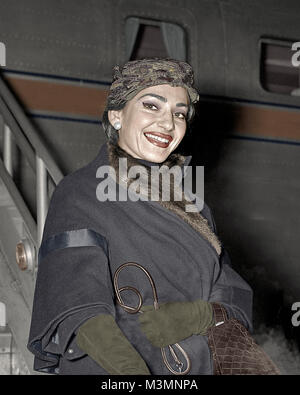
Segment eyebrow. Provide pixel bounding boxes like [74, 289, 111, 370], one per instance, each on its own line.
[138, 93, 188, 108]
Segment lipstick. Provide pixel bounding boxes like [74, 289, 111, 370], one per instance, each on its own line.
[144, 132, 173, 148]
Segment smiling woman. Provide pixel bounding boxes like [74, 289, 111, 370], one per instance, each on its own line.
[108, 84, 189, 162]
[27, 58, 257, 376]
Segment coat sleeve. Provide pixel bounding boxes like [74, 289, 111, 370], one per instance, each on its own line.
[202, 204, 253, 332]
[27, 175, 116, 374]
[209, 248, 253, 332]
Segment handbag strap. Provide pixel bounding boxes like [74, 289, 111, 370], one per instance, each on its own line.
[211, 302, 228, 325]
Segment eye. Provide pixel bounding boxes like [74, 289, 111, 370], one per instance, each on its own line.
[142, 102, 159, 111]
[174, 112, 186, 120]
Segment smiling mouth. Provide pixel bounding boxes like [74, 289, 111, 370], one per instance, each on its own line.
[144, 132, 173, 148]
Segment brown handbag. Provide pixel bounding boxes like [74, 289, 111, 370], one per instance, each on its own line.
[207, 303, 281, 375]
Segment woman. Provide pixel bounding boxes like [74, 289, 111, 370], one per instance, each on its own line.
[27, 58, 253, 375]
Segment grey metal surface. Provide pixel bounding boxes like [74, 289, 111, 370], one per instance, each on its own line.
[30, 116, 105, 175]
[3, 125, 12, 175]
[0, 74, 64, 185]
[0, 326, 31, 375]
[0, 93, 36, 173]
[0, 0, 299, 106]
[0, 0, 299, 374]
[0, 239, 35, 374]
[0, 171, 43, 374]
[0, 0, 118, 81]
[0, 178, 35, 311]
[36, 155, 48, 247]
[0, 157, 36, 243]
[205, 137, 300, 322]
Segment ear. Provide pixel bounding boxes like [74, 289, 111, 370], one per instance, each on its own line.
[108, 110, 122, 128]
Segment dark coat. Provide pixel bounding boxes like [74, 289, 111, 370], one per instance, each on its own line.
[27, 142, 253, 375]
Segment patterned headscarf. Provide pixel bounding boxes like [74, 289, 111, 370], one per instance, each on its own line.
[106, 58, 199, 108]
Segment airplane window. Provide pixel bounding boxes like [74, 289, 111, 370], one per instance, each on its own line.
[125, 17, 186, 61]
[131, 24, 168, 60]
[260, 40, 299, 96]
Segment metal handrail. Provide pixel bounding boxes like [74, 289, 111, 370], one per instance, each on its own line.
[0, 70, 64, 263]
[3, 125, 12, 175]
[0, 72, 64, 184]
[0, 157, 37, 243]
[0, 94, 36, 173]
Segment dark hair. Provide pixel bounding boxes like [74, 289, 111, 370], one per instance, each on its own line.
[102, 99, 125, 143]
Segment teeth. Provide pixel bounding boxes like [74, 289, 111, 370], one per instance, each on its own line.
[145, 133, 170, 143]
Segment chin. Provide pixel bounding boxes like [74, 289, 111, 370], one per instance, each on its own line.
[142, 150, 172, 163]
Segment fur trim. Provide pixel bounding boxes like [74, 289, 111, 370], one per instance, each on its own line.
[107, 142, 222, 256]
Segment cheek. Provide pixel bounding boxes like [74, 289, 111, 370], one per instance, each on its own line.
[135, 111, 156, 128]
[122, 110, 152, 133]
[176, 123, 187, 141]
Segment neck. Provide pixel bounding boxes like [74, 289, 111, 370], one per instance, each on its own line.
[136, 157, 160, 168]
[108, 141, 186, 168]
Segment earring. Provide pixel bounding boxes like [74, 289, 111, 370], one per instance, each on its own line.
[114, 121, 121, 130]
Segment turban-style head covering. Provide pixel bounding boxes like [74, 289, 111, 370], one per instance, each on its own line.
[106, 58, 199, 109]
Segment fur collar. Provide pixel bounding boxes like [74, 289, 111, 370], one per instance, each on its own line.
[107, 142, 221, 256]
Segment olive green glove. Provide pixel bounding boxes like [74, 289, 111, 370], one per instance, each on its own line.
[138, 300, 215, 348]
[76, 314, 150, 375]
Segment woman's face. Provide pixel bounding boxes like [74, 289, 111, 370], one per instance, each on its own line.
[108, 84, 189, 163]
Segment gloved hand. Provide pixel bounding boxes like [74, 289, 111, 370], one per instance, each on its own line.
[76, 314, 150, 375]
[138, 300, 215, 348]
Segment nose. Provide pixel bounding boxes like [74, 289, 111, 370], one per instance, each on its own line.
[157, 109, 174, 132]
